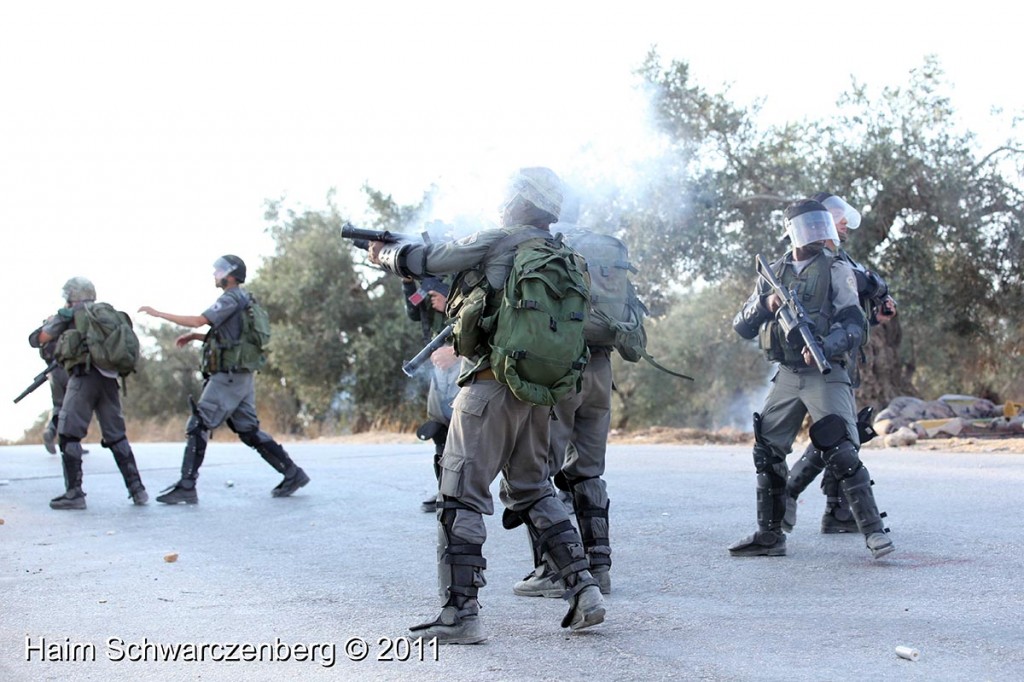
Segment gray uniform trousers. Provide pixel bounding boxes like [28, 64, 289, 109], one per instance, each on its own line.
[47, 365, 70, 431]
[193, 371, 261, 432]
[57, 366, 142, 494]
[760, 364, 860, 457]
[58, 367, 128, 444]
[549, 348, 613, 478]
[437, 377, 573, 600]
[548, 348, 613, 571]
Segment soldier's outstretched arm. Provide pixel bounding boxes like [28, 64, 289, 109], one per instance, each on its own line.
[137, 306, 210, 329]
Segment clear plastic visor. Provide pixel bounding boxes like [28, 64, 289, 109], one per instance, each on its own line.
[788, 210, 839, 248]
[212, 257, 237, 281]
[821, 195, 861, 229]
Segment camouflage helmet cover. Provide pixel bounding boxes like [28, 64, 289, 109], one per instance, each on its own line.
[505, 167, 563, 219]
[62, 276, 96, 303]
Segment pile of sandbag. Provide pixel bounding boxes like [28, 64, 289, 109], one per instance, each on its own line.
[873, 395, 1024, 444]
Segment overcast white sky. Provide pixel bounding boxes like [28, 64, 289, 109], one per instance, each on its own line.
[2, 1, 1021, 441]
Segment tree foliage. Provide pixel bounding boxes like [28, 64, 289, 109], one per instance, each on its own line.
[113, 55, 1023, 436]
[124, 324, 204, 420]
[578, 53, 1023, 426]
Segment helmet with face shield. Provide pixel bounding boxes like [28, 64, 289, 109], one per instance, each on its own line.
[785, 200, 839, 248]
[213, 255, 246, 284]
[811, 192, 861, 230]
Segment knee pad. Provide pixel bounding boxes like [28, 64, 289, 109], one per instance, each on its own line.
[101, 436, 130, 453]
[237, 428, 269, 448]
[753, 443, 787, 485]
[501, 493, 550, 530]
[186, 414, 208, 438]
[104, 438, 134, 459]
[59, 434, 81, 449]
[809, 414, 849, 451]
[811, 415, 862, 480]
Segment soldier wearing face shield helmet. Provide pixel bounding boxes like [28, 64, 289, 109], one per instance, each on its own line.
[137, 255, 310, 504]
[729, 199, 894, 560]
[780, 193, 899, 535]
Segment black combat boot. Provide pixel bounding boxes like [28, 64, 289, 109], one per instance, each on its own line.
[51, 451, 86, 510]
[730, 472, 787, 556]
[157, 434, 203, 504]
[109, 440, 148, 505]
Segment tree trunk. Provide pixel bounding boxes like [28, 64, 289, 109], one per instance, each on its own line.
[855, 316, 917, 412]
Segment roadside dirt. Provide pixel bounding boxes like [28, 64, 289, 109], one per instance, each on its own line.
[302, 427, 1024, 454]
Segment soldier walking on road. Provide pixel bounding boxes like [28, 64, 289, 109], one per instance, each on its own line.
[138, 255, 309, 504]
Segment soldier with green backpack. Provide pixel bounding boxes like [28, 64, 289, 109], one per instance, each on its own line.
[514, 201, 693, 600]
[138, 254, 309, 505]
[368, 167, 606, 644]
[34, 276, 148, 510]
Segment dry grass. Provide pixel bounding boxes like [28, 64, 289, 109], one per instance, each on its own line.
[9, 416, 1023, 454]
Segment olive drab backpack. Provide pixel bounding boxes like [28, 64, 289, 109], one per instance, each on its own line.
[202, 290, 271, 375]
[563, 228, 693, 381]
[55, 302, 141, 377]
[485, 228, 592, 407]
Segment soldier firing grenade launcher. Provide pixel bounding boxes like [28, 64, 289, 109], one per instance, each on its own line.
[340, 223, 451, 306]
[13, 360, 59, 404]
[402, 324, 454, 377]
[755, 254, 832, 375]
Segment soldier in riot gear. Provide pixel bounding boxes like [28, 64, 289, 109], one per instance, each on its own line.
[367, 167, 606, 644]
[138, 255, 309, 504]
[730, 200, 894, 559]
[783, 192, 897, 534]
[34, 277, 148, 509]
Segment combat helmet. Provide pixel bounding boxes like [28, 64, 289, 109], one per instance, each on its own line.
[62, 276, 96, 304]
[504, 167, 564, 220]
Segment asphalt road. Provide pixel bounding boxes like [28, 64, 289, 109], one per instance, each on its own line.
[1, 438, 1021, 681]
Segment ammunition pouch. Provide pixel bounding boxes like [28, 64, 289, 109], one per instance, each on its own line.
[54, 327, 88, 372]
[446, 271, 497, 359]
[758, 321, 786, 363]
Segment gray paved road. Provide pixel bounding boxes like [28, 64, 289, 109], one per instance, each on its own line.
[1, 440, 1021, 681]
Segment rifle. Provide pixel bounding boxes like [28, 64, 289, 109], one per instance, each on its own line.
[402, 324, 454, 377]
[755, 254, 832, 375]
[14, 361, 59, 404]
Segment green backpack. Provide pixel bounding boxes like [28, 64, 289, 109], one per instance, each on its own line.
[56, 302, 140, 376]
[488, 229, 591, 407]
[563, 228, 693, 380]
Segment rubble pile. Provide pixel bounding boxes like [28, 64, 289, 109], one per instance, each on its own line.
[874, 395, 1024, 445]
